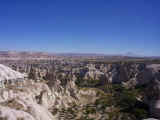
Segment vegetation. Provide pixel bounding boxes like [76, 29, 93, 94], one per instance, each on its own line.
[75, 76, 150, 120]
[75, 77, 101, 88]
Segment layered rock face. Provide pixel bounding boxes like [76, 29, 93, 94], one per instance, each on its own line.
[0, 61, 160, 120]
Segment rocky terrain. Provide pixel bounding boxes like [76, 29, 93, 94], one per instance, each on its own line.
[0, 58, 160, 120]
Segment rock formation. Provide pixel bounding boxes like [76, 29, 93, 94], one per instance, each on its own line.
[0, 60, 160, 120]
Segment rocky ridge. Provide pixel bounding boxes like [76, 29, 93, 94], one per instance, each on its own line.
[0, 61, 160, 120]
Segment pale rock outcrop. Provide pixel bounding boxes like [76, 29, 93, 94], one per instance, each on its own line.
[0, 106, 35, 120]
[0, 64, 26, 81]
[0, 64, 56, 120]
[0, 82, 56, 120]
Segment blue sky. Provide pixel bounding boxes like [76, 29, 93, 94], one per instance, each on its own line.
[0, 0, 159, 56]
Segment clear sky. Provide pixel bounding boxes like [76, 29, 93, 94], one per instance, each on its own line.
[0, 0, 159, 56]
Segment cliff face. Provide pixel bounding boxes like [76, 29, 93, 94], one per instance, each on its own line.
[0, 62, 160, 120]
[144, 64, 160, 119]
[0, 64, 55, 120]
[0, 64, 99, 120]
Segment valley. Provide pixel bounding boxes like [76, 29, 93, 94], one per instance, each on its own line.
[0, 53, 160, 120]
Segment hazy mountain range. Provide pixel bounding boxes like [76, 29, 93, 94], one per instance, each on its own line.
[0, 51, 159, 59]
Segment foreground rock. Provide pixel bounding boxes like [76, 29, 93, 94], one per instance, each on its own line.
[0, 65, 55, 120]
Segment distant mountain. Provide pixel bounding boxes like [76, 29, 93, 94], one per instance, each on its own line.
[124, 52, 142, 57]
[0, 51, 53, 59]
[0, 51, 159, 60]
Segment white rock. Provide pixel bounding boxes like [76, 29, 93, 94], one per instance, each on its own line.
[0, 64, 26, 81]
[0, 106, 35, 120]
